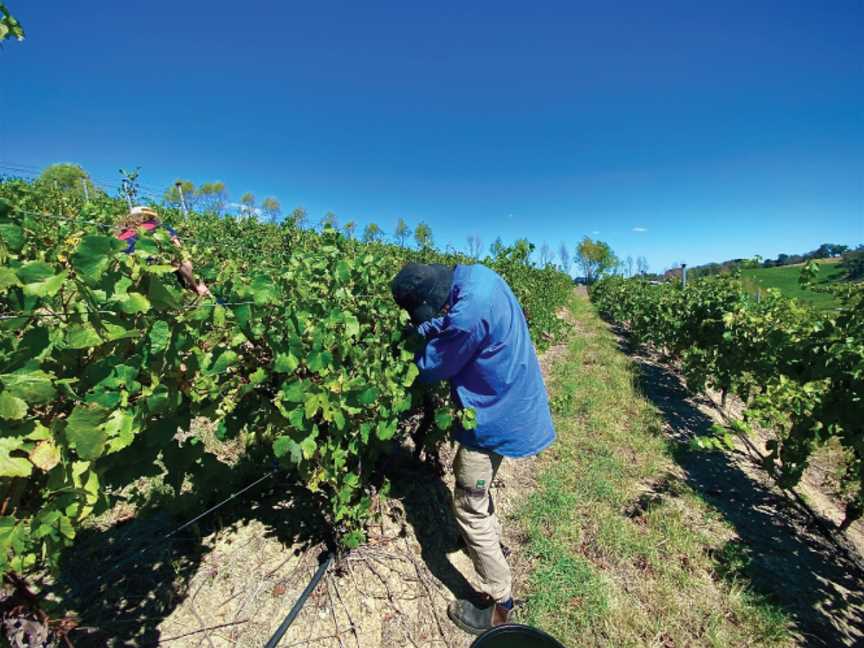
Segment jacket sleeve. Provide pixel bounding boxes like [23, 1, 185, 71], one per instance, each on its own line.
[416, 323, 483, 383]
[417, 316, 446, 339]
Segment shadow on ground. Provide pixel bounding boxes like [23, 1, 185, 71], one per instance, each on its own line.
[52, 456, 329, 647]
[623, 338, 864, 647]
[384, 446, 485, 604]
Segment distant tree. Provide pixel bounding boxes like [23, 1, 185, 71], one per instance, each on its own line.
[775, 253, 790, 266]
[395, 218, 411, 247]
[261, 196, 281, 223]
[559, 243, 571, 275]
[842, 246, 864, 281]
[808, 243, 848, 259]
[512, 239, 535, 267]
[240, 192, 256, 219]
[414, 222, 433, 249]
[321, 211, 339, 229]
[343, 221, 357, 239]
[576, 237, 617, 284]
[199, 181, 227, 215]
[0, 4, 25, 42]
[626, 255, 634, 277]
[467, 234, 483, 259]
[539, 242, 553, 267]
[38, 163, 95, 200]
[363, 223, 383, 243]
[288, 207, 307, 228]
[118, 167, 142, 205]
[489, 236, 505, 258]
[164, 179, 198, 211]
[636, 256, 649, 275]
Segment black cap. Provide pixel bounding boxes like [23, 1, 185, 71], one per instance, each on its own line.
[390, 263, 455, 325]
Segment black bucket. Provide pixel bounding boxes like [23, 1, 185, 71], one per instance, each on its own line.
[470, 623, 566, 648]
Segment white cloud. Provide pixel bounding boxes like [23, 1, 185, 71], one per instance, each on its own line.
[632, 226, 647, 233]
[592, 230, 600, 235]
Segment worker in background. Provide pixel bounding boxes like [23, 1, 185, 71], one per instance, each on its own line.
[391, 262, 556, 635]
[116, 206, 211, 297]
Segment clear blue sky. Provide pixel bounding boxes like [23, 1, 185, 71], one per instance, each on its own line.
[2, 1, 862, 272]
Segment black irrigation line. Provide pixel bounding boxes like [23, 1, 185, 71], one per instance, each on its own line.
[72, 467, 336, 648]
[2, 193, 399, 644]
[264, 551, 334, 648]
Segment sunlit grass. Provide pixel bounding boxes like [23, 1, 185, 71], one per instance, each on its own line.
[514, 292, 792, 647]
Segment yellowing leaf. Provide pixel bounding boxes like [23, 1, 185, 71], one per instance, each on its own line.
[29, 440, 60, 472]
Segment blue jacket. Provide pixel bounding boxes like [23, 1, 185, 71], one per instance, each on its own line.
[416, 264, 555, 458]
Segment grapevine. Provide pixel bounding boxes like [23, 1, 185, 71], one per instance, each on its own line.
[591, 274, 864, 528]
[0, 176, 573, 598]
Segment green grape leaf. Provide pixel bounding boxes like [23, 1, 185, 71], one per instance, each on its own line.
[304, 393, 321, 419]
[356, 386, 378, 406]
[16, 261, 54, 284]
[148, 277, 183, 311]
[334, 260, 351, 284]
[359, 422, 373, 444]
[0, 517, 27, 554]
[104, 409, 138, 453]
[274, 352, 299, 373]
[58, 515, 75, 540]
[434, 409, 453, 431]
[0, 367, 56, 403]
[117, 292, 151, 314]
[143, 264, 179, 275]
[71, 235, 122, 282]
[0, 267, 22, 291]
[250, 274, 278, 305]
[343, 314, 360, 338]
[273, 435, 303, 464]
[307, 350, 332, 373]
[0, 437, 32, 477]
[401, 364, 419, 387]
[210, 350, 237, 374]
[376, 419, 397, 441]
[300, 434, 317, 460]
[280, 380, 306, 403]
[65, 404, 110, 460]
[459, 408, 478, 430]
[149, 321, 171, 353]
[287, 406, 306, 430]
[0, 391, 27, 420]
[0, 223, 24, 252]
[16, 261, 67, 298]
[65, 324, 102, 349]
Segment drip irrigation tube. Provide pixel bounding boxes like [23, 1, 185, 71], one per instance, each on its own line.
[264, 551, 334, 648]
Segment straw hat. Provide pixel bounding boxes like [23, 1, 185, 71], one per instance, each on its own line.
[118, 205, 159, 230]
[129, 205, 158, 220]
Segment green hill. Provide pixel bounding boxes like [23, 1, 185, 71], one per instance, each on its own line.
[741, 258, 845, 309]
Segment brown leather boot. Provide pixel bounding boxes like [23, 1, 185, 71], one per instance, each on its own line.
[447, 597, 513, 635]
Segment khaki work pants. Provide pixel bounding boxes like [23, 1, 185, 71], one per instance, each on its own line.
[452, 445, 511, 602]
